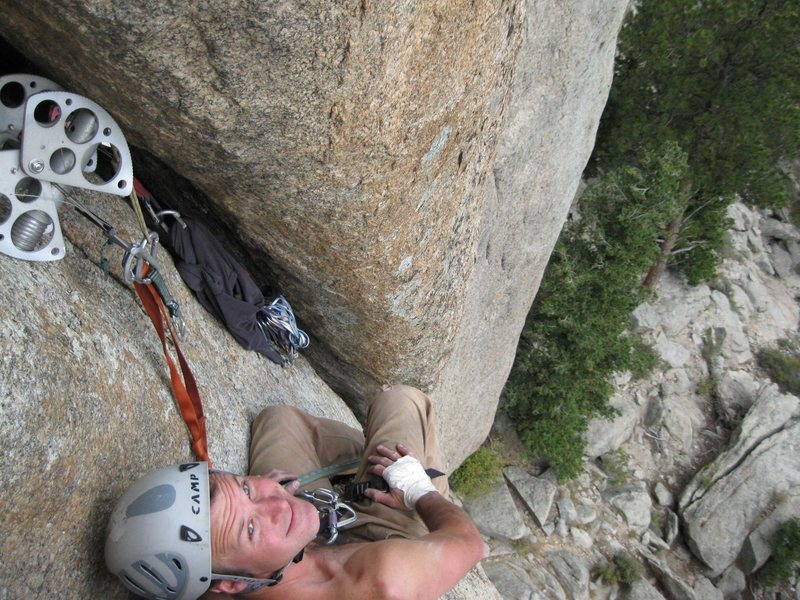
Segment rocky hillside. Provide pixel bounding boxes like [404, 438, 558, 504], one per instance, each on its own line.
[465, 201, 800, 600]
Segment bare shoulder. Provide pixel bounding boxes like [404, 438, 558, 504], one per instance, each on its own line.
[280, 540, 435, 600]
[200, 537, 471, 600]
[329, 536, 458, 600]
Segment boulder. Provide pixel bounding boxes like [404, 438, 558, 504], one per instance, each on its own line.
[708, 291, 752, 367]
[483, 561, 538, 600]
[715, 371, 759, 418]
[650, 272, 712, 338]
[571, 527, 594, 549]
[547, 551, 590, 600]
[602, 482, 652, 533]
[557, 492, 579, 526]
[692, 577, 723, 600]
[788, 239, 800, 265]
[716, 565, 746, 600]
[431, 0, 629, 468]
[661, 370, 704, 453]
[575, 504, 598, 525]
[654, 483, 675, 508]
[663, 509, 680, 548]
[641, 549, 696, 600]
[528, 562, 567, 600]
[727, 202, 758, 232]
[504, 466, 557, 529]
[644, 395, 666, 428]
[620, 579, 667, 600]
[654, 333, 691, 368]
[737, 272, 799, 345]
[463, 479, 529, 541]
[679, 385, 800, 575]
[724, 282, 755, 322]
[768, 243, 795, 280]
[739, 493, 800, 574]
[584, 394, 639, 458]
[760, 216, 800, 242]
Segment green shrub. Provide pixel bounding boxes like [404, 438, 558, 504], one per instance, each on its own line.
[450, 443, 504, 499]
[696, 376, 716, 400]
[758, 518, 800, 587]
[757, 344, 800, 396]
[600, 449, 630, 488]
[613, 553, 642, 585]
[592, 563, 618, 586]
[592, 553, 642, 586]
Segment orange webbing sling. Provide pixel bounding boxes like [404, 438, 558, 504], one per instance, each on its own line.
[134, 268, 211, 465]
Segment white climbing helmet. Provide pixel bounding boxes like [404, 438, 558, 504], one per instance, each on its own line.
[105, 462, 212, 600]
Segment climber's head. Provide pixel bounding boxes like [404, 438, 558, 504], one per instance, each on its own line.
[205, 470, 319, 595]
[105, 462, 316, 599]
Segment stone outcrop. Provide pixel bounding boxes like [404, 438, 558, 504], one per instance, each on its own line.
[584, 393, 639, 458]
[679, 384, 800, 575]
[0, 0, 628, 469]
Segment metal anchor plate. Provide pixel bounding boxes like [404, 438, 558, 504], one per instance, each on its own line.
[21, 90, 133, 196]
[0, 73, 63, 149]
[0, 149, 65, 261]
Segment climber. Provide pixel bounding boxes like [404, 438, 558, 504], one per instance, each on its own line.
[105, 385, 485, 599]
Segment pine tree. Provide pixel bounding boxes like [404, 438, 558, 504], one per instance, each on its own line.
[593, 0, 800, 286]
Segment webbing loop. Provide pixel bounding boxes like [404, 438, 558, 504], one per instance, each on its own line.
[134, 264, 210, 465]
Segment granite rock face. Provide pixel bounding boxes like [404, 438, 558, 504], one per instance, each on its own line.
[0, 0, 627, 468]
[0, 1, 628, 597]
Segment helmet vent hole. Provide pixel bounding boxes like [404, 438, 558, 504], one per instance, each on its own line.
[140, 563, 161, 582]
[172, 558, 183, 570]
[123, 574, 148, 595]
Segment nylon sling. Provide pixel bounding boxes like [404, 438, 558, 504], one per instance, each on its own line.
[134, 265, 211, 465]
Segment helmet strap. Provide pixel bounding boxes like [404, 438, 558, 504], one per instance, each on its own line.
[209, 568, 283, 592]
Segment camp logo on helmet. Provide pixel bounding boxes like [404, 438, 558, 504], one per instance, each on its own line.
[177, 462, 204, 517]
[189, 473, 202, 516]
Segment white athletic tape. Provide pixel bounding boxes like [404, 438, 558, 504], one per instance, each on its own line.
[382, 455, 438, 509]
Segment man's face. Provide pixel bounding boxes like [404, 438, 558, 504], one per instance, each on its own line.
[209, 472, 319, 578]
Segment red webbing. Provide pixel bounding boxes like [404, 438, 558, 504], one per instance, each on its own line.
[134, 275, 211, 465]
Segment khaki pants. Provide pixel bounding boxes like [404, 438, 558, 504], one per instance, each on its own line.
[249, 384, 449, 541]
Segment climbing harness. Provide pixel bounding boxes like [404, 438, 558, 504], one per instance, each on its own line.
[292, 457, 446, 542]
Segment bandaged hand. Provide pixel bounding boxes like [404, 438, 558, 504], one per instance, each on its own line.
[366, 443, 438, 510]
[383, 455, 438, 509]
